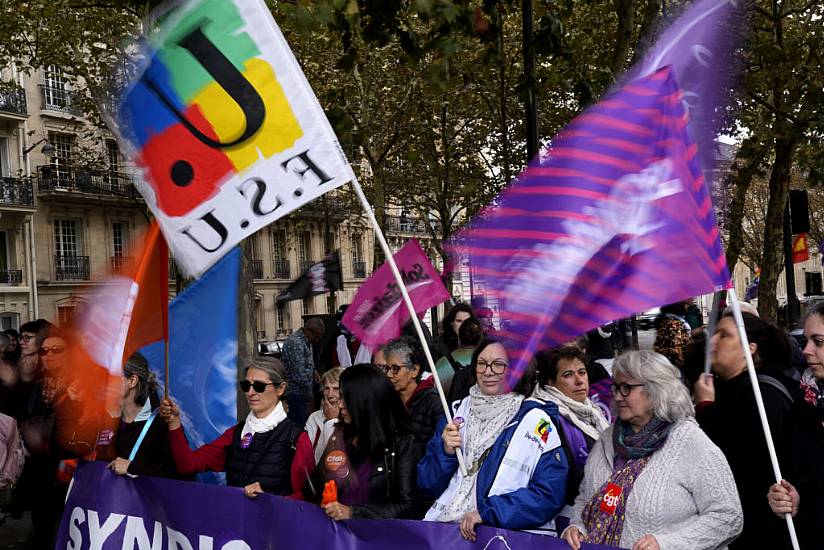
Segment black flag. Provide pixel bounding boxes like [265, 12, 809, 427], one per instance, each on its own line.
[276, 251, 343, 303]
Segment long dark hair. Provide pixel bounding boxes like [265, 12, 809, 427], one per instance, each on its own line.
[441, 303, 475, 352]
[722, 311, 790, 370]
[340, 364, 411, 457]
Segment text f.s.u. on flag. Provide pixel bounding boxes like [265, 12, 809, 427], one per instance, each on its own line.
[448, 67, 731, 390]
[112, 0, 355, 277]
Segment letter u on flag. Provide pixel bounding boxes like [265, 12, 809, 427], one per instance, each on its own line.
[342, 240, 450, 347]
[110, 0, 355, 278]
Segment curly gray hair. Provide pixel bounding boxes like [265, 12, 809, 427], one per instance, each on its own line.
[612, 350, 694, 423]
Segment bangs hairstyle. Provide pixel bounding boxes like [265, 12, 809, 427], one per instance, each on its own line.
[469, 338, 534, 396]
[339, 364, 411, 456]
[535, 345, 589, 387]
[612, 350, 694, 423]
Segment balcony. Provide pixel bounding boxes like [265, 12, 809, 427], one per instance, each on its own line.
[0, 177, 35, 207]
[0, 84, 27, 118]
[273, 259, 290, 279]
[249, 259, 263, 279]
[353, 261, 366, 279]
[37, 165, 140, 200]
[110, 255, 133, 273]
[0, 269, 22, 285]
[39, 85, 81, 115]
[55, 255, 90, 281]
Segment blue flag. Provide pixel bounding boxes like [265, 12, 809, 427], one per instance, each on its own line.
[142, 248, 241, 483]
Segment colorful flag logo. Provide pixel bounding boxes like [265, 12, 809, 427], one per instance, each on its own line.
[113, 0, 354, 277]
[793, 233, 810, 263]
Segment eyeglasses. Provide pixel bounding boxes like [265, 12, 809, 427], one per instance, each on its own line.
[381, 364, 409, 376]
[610, 382, 645, 397]
[20, 335, 34, 342]
[239, 380, 277, 393]
[39, 346, 65, 357]
[476, 360, 507, 375]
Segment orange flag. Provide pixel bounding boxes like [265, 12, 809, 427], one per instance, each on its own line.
[793, 233, 810, 264]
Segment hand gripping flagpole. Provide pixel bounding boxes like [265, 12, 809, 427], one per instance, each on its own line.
[349, 178, 469, 477]
[728, 288, 800, 550]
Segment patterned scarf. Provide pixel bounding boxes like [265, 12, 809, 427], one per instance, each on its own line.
[582, 456, 651, 546]
[800, 368, 824, 419]
[613, 417, 672, 465]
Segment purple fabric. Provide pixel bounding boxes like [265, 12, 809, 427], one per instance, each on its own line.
[337, 449, 374, 506]
[558, 415, 590, 470]
[57, 461, 620, 549]
[582, 456, 651, 546]
[447, 66, 731, 390]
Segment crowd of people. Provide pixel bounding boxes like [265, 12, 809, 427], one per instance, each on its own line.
[1, 299, 822, 549]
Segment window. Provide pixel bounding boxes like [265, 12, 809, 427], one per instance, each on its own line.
[0, 137, 9, 177]
[0, 313, 19, 331]
[272, 228, 289, 279]
[805, 271, 822, 296]
[298, 230, 312, 271]
[49, 133, 74, 186]
[43, 65, 69, 108]
[106, 140, 120, 173]
[276, 303, 289, 334]
[57, 303, 80, 325]
[326, 293, 336, 315]
[324, 231, 336, 255]
[302, 297, 311, 316]
[111, 222, 127, 257]
[54, 219, 81, 257]
[351, 233, 364, 277]
[255, 299, 265, 339]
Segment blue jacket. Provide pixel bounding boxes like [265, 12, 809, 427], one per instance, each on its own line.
[417, 398, 569, 530]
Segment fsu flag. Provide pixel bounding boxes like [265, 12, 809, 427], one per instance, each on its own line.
[110, 0, 355, 278]
[793, 233, 810, 263]
[276, 251, 343, 303]
[342, 240, 450, 347]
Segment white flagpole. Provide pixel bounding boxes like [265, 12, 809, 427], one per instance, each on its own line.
[349, 178, 469, 476]
[703, 291, 722, 374]
[728, 288, 800, 550]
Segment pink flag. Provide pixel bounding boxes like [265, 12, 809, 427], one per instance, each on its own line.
[342, 239, 450, 347]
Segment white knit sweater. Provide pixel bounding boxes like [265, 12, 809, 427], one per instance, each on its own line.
[568, 418, 743, 550]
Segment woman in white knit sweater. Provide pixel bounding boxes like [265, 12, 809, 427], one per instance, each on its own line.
[562, 351, 742, 550]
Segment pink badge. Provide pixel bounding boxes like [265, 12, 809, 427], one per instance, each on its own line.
[96, 429, 114, 446]
[240, 433, 253, 449]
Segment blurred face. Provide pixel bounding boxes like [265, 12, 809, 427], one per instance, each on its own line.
[711, 317, 750, 380]
[475, 342, 508, 395]
[451, 311, 471, 337]
[40, 336, 68, 375]
[339, 392, 352, 425]
[20, 331, 37, 357]
[612, 372, 653, 431]
[551, 357, 589, 403]
[6, 335, 17, 352]
[803, 314, 824, 381]
[372, 348, 387, 370]
[478, 314, 494, 331]
[242, 367, 284, 417]
[305, 326, 324, 345]
[323, 378, 340, 406]
[385, 352, 419, 396]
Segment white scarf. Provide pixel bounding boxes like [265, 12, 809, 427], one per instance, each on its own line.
[133, 399, 153, 422]
[531, 384, 609, 440]
[425, 385, 523, 522]
[241, 401, 287, 438]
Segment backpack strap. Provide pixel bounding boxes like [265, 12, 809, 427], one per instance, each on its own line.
[444, 352, 463, 373]
[756, 373, 795, 405]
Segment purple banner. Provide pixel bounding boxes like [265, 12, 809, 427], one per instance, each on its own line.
[57, 461, 619, 550]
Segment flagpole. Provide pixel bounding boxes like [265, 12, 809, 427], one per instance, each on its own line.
[703, 291, 722, 374]
[349, 178, 469, 476]
[728, 288, 800, 550]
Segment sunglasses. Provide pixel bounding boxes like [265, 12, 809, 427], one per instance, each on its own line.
[239, 380, 278, 393]
[39, 346, 65, 357]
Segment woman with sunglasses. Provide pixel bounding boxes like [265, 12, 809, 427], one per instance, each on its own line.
[306, 363, 418, 521]
[563, 351, 742, 550]
[160, 356, 315, 499]
[96, 352, 178, 478]
[418, 338, 569, 542]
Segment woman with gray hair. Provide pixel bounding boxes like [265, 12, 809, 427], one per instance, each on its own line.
[563, 350, 742, 550]
[160, 356, 315, 498]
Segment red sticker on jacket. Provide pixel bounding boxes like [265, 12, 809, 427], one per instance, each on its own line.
[600, 482, 623, 515]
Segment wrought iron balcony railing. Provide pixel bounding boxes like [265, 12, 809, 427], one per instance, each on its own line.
[37, 165, 139, 198]
[55, 255, 90, 281]
[110, 256, 133, 273]
[0, 84, 27, 116]
[0, 269, 22, 285]
[249, 259, 263, 279]
[300, 260, 315, 273]
[273, 259, 290, 279]
[0, 177, 34, 207]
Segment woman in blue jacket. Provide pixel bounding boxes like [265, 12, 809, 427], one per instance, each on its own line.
[418, 339, 569, 541]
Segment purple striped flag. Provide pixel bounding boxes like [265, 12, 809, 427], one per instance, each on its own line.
[447, 66, 730, 389]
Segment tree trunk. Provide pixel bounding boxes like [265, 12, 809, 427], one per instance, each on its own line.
[372, 164, 386, 269]
[724, 141, 764, 270]
[610, 0, 636, 75]
[237, 239, 257, 420]
[757, 134, 800, 323]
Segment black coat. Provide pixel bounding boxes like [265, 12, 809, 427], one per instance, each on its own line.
[407, 385, 444, 455]
[786, 401, 824, 550]
[307, 431, 420, 520]
[696, 369, 797, 550]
